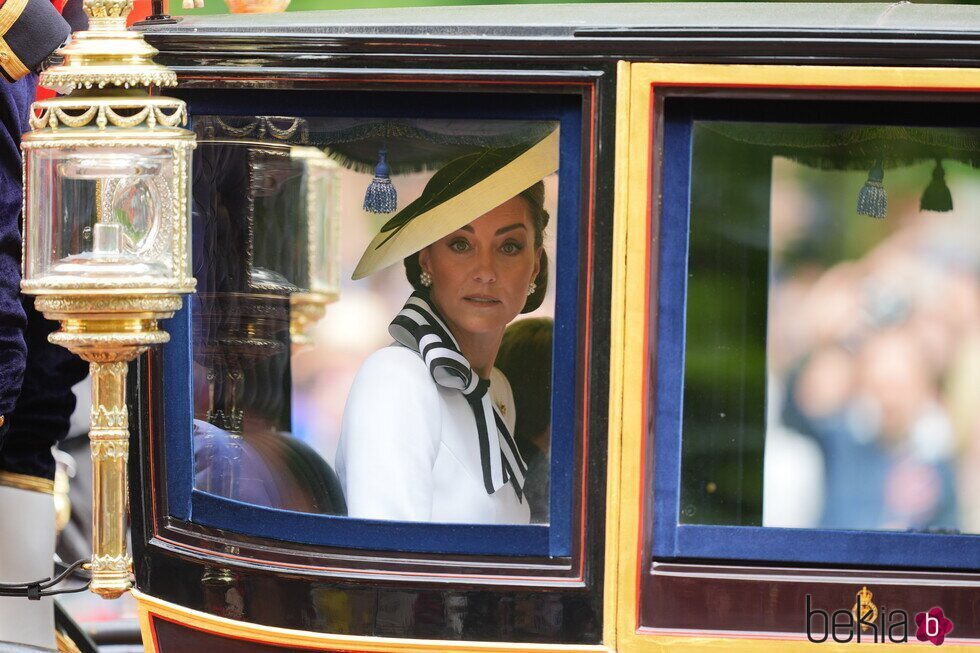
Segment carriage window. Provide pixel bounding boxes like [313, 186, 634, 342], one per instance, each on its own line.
[189, 117, 560, 527]
[679, 119, 980, 537]
[160, 91, 588, 558]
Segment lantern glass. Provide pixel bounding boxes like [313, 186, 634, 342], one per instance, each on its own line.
[304, 159, 341, 297]
[24, 144, 187, 285]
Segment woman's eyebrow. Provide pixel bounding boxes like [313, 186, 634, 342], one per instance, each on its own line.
[495, 223, 527, 236]
[456, 223, 526, 235]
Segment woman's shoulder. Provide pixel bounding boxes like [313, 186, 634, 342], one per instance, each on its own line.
[343, 344, 442, 448]
[352, 343, 436, 392]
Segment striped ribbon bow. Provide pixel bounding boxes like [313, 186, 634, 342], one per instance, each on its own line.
[389, 292, 527, 501]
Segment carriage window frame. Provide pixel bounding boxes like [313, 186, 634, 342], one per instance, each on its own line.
[159, 88, 587, 557]
[650, 94, 980, 571]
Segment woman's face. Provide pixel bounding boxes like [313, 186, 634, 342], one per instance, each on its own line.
[419, 195, 541, 340]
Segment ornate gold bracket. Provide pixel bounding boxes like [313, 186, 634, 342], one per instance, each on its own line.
[36, 296, 179, 598]
[88, 360, 132, 598]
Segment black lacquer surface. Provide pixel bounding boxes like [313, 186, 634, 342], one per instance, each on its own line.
[142, 554, 602, 643]
[140, 3, 980, 69]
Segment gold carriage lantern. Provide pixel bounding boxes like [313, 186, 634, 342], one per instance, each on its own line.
[20, 0, 195, 599]
[288, 146, 341, 345]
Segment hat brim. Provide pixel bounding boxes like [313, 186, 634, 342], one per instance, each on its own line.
[352, 128, 560, 280]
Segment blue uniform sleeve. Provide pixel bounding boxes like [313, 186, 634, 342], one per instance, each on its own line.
[0, 74, 34, 447]
[0, 297, 86, 480]
[0, 3, 88, 476]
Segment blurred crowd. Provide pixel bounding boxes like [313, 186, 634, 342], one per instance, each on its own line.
[764, 159, 980, 534]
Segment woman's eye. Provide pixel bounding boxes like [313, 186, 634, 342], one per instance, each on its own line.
[448, 239, 470, 253]
[500, 241, 524, 255]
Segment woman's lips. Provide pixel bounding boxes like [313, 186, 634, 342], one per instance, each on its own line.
[463, 295, 501, 306]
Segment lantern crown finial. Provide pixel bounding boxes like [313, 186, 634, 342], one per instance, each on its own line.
[83, 0, 135, 20]
[37, 0, 176, 95]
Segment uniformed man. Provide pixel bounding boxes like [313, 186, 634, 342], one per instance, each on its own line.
[0, 0, 89, 649]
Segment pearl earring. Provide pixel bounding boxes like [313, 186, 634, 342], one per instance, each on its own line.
[420, 270, 432, 287]
[527, 281, 537, 296]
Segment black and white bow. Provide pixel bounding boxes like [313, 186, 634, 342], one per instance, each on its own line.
[389, 292, 527, 500]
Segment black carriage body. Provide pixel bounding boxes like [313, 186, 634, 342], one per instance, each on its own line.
[129, 4, 980, 651]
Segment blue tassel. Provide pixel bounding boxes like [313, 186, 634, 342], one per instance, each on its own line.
[363, 148, 397, 214]
[857, 159, 887, 219]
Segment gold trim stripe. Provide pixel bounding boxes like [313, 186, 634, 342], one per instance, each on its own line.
[0, 35, 29, 81]
[0, 0, 28, 81]
[614, 63, 980, 653]
[0, 470, 54, 494]
[133, 589, 612, 653]
[0, 0, 27, 35]
[0, 0, 33, 81]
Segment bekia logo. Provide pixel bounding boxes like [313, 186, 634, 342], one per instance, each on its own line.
[915, 607, 954, 646]
[806, 587, 954, 646]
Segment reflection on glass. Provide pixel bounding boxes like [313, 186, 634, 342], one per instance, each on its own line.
[682, 120, 980, 535]
[190, 117, 558, 525]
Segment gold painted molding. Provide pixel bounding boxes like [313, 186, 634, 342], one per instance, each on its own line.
[617, 633, 980, 652]
[614, 57, 658, 653]
[602, 58, 633, 653]
[133, 589, 612, 653]
[612, 63, 980, 653]
[0, 470, 54, 494]
[628, 62, 980, 91]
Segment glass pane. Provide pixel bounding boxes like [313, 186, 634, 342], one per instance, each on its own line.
[682, 120, 980, 535]
[190, 116, 559, 525]
[25, 146, 176, 283]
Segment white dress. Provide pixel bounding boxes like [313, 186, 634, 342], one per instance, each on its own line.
[336, 343, 530, 524]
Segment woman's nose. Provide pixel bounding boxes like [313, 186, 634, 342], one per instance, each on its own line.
[472, 248, 497, 284]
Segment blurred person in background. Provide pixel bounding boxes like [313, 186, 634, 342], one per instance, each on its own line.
[495, 317, 552, 523]
[853, 328, 957, 530]
[775, 217, 963, 533]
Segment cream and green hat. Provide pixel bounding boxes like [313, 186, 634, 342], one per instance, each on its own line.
[352, 128, 559, 280]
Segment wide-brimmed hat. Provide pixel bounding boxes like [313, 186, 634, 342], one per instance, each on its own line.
[352, 128, 559, 280]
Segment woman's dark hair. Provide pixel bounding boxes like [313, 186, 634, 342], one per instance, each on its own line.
[404, 181, 550, 313]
